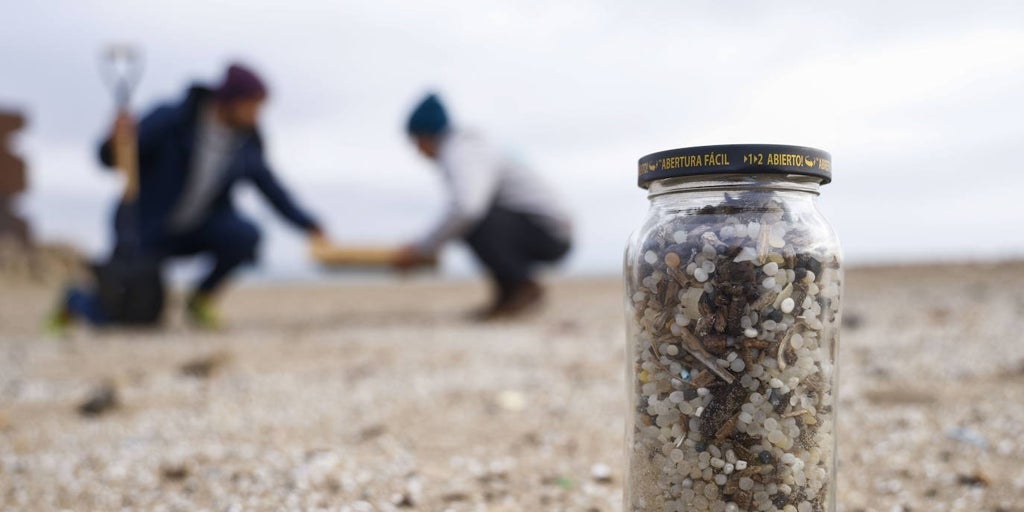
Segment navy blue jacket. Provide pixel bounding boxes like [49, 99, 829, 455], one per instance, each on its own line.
[99, 85, 319, 246]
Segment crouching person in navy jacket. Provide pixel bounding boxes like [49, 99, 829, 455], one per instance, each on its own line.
[59, 63, 327, 329]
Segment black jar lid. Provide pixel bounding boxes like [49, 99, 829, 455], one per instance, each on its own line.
[638, 144, 831, 188]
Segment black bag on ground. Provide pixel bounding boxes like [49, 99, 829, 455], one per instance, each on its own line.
[92, 200, 165, 325]
[91, 256, 165, 325]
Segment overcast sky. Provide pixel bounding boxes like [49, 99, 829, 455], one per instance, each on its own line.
[2, 1, 1023, 280]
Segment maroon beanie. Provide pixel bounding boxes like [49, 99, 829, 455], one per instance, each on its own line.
[214, 63, 268, 102]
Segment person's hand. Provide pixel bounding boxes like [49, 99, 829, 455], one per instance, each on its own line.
[112, 112, 135, 142]
[308, 227, 328, 246]
[394, 244, 432, 270]
[307, 228, 331, 256]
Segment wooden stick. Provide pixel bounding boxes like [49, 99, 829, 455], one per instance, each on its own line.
[113, 122, 139, 202]
[311, 244, 405, 267]
[312, 245, 397, 266]
[675, 328, 736, 384]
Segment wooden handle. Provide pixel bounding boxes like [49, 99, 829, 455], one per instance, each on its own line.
[113, 128, 139, 202]
[310, 244, 401, 267]
[311, 244, 438, 269]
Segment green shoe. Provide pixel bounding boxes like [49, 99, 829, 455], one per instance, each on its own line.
[44, 308, 72, 338]
[186, 294, 222, 330]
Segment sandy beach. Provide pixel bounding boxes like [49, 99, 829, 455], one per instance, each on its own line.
[2, 262, 1024, 511]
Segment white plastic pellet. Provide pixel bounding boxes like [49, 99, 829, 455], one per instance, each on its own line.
[694, 268, 709, 282]
[739, 477, 754, 491]
[791, 334, 804, 349]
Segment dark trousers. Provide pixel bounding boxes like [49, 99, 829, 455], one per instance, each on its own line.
[463, 207, 570, 298]
[155, 210, 261, 295]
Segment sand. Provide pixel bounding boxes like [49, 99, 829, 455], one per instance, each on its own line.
[2, 262, 1024, 511]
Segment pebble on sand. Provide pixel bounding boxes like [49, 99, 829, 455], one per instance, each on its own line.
[77, 382, 119, 417]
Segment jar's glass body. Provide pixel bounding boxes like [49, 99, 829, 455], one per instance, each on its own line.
[624, 176, 842, 512]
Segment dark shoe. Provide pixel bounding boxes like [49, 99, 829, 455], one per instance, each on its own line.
[471, 281, 545, 321]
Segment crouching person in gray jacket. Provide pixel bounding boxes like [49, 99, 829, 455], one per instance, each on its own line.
[395, 93, 572, 320]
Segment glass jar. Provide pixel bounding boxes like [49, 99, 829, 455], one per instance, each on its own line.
[624, 145, 842, 512]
